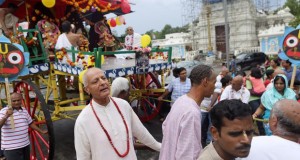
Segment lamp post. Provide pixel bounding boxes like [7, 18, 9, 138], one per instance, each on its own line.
[206, 5, 213, 56]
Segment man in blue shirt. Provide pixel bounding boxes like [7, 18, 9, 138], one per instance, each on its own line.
[281, 60, 300, 81]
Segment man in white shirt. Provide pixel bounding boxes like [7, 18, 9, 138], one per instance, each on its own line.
[74, 68, 161, 160]
[220, 75, 250, 103]
[240, 99, 300, 160]
[124, 26, 141, 50]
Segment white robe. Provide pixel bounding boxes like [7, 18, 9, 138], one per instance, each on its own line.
[115, 33, 141, 59]
[74, 97, 161, 160]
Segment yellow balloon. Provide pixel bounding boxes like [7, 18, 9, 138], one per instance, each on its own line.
[42, 0, 56, 8]
[141, 34, 151, 48]
[116, 17, 122, 26]
[79, 69, 87, 84]
[107, 19, 112, 27]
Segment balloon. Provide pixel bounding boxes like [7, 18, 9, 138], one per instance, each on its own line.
[121, 1, 131, 13]
[79, 69, 87, 84]
[118, 16, 125, 24]
[141, 35, 151, 48]
[107, 19, 111, 27]
[42, 0, 56, 8]
[110, 18, 116, 27]
[116, 17, 122, 26]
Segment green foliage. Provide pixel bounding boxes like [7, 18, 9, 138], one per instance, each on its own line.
[144, 24, 189, 40]
[284, 0, 300, 27]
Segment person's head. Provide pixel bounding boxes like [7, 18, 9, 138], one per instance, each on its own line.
[265, 69, 275, 79]
[281, 60, 292, 69]
[233, 55, 236, 59]
[231, 75, 243, 91]
[221, 75, 232, 88]
[270, 99, 300, 140]
[250, 67, 262, 79]
[172, 68, 180, 78]
[111, 77, 130, 102]
[289, 80, 300, 94]
[221, 68, 229, 77]
[273, 74, 288, 94]
[61, 21, 71, 33]
[83, 68, 110, 103]
[236, 71, 246, 77]
[210, 99, 253, 159]
[189, 64, 216, 97]
[11, 92, 22, 109]
[126, 26, 134, 35]
[270, 59, 280, 68]
[8, 3, 18, 13]
[178, 67, 187, 81]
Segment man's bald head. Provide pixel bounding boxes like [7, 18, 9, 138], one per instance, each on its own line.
[270, 99, 300, 138]
[231, 75, 243, 91]
[221, 68, 229, 76]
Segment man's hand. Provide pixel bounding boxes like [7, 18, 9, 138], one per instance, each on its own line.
[5, 108, 13, 117]
[158, 96, 163, 101]
[41, 130, 48, 134]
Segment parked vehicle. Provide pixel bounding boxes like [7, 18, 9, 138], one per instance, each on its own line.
[231, 52, 267, 71]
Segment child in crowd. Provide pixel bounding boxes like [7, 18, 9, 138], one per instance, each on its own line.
[264, 69, 274, 87]
[247, 67, 266, 96]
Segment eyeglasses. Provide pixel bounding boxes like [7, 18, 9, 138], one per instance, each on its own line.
[127, 29, 133, 31]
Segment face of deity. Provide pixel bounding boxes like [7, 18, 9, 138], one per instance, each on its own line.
[283, 29, 300, 60]
[0, 43, 25, 78]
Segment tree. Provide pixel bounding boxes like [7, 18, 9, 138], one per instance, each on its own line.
[284, 0, 300, 27]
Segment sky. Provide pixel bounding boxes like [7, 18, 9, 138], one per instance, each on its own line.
[107, 0, 287, 36]
[108, 0, 183, 36]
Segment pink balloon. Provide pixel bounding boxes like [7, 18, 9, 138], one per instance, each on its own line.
[118, 16, 125, 24]
[110, 18, 116, 27]
[121, 1, 131, 13]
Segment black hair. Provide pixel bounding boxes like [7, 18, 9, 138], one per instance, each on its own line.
[233, 55, 236, 59]
[189, 64, 213, 86]
[173, 68, 180, 78]
[210, 99, 252, 133]
[221, 75, 232, 87]
[236, 71, 246, 77]
[288, 79, 300, 86]
[272, 58, 280, 66]
[178, 67, 186, 74]
[61, 21, 71, 33]
[265, 69, 274, 79]
[250, 67, 262, 79]
[8, 3, 18, 10]
[285, 60, 292, 66]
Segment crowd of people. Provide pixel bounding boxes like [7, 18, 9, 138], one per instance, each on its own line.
[0, 2, 300, 160]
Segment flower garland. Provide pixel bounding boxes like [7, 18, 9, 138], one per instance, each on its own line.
[61, 0, 120, 13]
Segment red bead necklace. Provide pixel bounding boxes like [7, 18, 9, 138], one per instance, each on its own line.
[90, 98, 130, 157]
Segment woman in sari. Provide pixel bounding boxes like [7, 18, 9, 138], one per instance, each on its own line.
[253, 74, 296, 135]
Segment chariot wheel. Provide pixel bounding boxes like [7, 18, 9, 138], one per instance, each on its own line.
[130, 72, 163, 122]
[14, 80, 55, 160]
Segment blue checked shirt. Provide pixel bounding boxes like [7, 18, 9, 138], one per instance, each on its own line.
[168, 78, 191, 103]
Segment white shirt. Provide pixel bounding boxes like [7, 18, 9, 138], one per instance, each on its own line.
[239, 136, 300, 160]
[220, 85, 250, 103]
[74, 97, 161, 160]
[124, 33, 141, 49]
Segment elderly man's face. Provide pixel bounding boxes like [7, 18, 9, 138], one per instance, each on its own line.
[126, 27, 133, 35]
[11, 93, 22, 109]
[211, 116, 254, 159]
[85, 69, 110, 100]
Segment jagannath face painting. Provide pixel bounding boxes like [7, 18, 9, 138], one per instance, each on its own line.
[0, 43, 25, 78]
[279, 25, 300, 65]
[283, 29, 300, 60]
